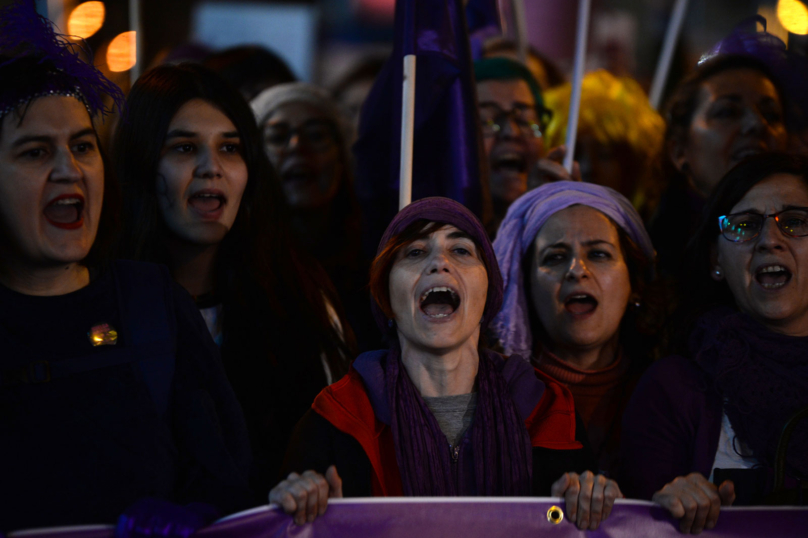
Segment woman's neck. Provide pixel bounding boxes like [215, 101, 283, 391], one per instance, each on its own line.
[166, 238, 219, 298]
[399, 329, 481, 397]
[0, 259, 89, 296]
[547, 332, 620, 371]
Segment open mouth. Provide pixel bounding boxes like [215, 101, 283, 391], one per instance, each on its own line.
[419, 286, 460, 319]
[755, 264, 792, 290]
[564, 293, 598, 315]
[188, 192, 225, 213]
[282, 163, 314, 183]
[43, 194, 84, 229]
[492, 153, 527, 174]
[731, 147, 764, 163]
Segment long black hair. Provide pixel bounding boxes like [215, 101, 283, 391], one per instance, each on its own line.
[113, 63, 352, 378]
[672, 152, 808, 354]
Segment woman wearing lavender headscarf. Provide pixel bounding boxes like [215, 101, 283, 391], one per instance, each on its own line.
[270, 197, 622, 530]
[491, 181, 658, 481]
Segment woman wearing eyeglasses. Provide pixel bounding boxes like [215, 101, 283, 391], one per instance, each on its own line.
[251, 83, 379, 352]
[473, 58, 579, 233]
[621, 153, 808, 533]
[114, 64, 353, 492]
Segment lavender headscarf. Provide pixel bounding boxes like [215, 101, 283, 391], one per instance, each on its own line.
[492, 181, 655, 358]
[371, 197, 503, 334]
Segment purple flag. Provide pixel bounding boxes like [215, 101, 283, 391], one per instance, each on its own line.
[15, 499, 808, 538]
[353, 0, 492, 254]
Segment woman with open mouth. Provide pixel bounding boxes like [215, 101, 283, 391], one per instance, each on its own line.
[250, 83, 379, 352]
[114, 64, 355, 493]
[491, 181, 658, 480]
[622, 153, 808, 533]
[0, 2, 252, 533]
[273, 197, 622, 531]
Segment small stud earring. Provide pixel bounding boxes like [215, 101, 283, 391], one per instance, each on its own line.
[715, 269, 722, 277]
[633, 300, 641, 308]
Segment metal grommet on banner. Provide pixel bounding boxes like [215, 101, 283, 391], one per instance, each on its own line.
[547, 505, 564, 524]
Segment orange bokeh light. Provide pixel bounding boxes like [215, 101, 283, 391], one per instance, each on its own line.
[107, 31, 137, 72]
[67, 1, 105, 39]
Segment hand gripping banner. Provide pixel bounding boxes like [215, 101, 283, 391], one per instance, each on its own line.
[9, 498, 808, 538]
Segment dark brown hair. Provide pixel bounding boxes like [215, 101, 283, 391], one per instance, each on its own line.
[369, 219, 491, 327]
[113, 63, 352, 377]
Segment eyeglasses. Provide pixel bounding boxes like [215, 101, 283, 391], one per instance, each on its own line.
[263, 119, 337, 151]
[717, 207, 808, 242]
[478, 103, 551, 139]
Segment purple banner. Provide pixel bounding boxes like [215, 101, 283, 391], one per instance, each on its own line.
[10, 499, 808, 538]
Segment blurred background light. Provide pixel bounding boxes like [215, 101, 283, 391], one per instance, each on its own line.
[778, 0, 808, 35]
[67, 1, 106, 39]
[107, 30, 137, 72]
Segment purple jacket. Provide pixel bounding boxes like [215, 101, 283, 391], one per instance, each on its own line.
[619, 355, 723, 500]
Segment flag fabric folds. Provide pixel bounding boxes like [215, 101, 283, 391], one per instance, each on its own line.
[353, 0, 494, 254]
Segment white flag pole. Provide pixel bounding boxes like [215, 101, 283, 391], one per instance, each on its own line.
[129, 0, 142, 87]
[563, 0, 591, 174]
[649, 0, 689, 110]
[399, 54, 417, 210]
[512, 0, 528, 64]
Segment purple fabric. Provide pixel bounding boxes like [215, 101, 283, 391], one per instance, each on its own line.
[116, 499, 219, 538]
[466, 0, 500, 60]
[387, 346, 532, 496]
[353, 0, 489, 257]
[353, 349, 545, 425]
[619, 355, 722, 500]
[0, 0, 125, 120]
[703, 15, 808, 130]
[371, 197, 503, 334]
[13, 501, 808, 538]
[491, 181, 655, 359]
[690, 307, 808, 479]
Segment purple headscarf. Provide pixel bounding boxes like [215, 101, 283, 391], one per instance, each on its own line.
[492, 181, 655, 358]
[372, 197, 503, 334]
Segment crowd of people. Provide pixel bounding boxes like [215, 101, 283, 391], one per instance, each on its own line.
[1, 0, 807, 536]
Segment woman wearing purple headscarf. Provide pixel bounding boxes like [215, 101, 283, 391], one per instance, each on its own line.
[270, 197, 621, 530]
[492, 182, 657, 480]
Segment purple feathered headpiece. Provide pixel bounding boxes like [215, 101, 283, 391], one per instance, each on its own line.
[0, 0, 125, 121]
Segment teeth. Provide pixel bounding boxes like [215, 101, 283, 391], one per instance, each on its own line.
[570, 294, 589, 299]
[759, 265, 787, 274]
[54, 198, 80, 205]
[194, 193, 221, 198]
[420, 286, 458, 302]
[761, 282, 787, 289]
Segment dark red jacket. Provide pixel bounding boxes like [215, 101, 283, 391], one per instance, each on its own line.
[283, 352, 592, 496]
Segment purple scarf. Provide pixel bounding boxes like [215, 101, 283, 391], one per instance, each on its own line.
[691, 307, 808, 478]
[387, 345, 533, 496]
[373, 197, 529, 495]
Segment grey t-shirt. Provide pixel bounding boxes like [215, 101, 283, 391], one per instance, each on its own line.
[422, 392, 478, 446]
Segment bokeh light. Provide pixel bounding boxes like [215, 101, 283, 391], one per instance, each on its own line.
[777, 0, 808, 35]
[107, 31, 137, 72]
[67, 1, 105, 39]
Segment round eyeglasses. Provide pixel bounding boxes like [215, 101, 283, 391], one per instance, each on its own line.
[263, 119, 337, 151]
[478, 103, 551, 139]
[717, 207, 808, 242]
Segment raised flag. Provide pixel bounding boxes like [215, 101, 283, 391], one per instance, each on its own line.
[353, 0, 493, 254]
